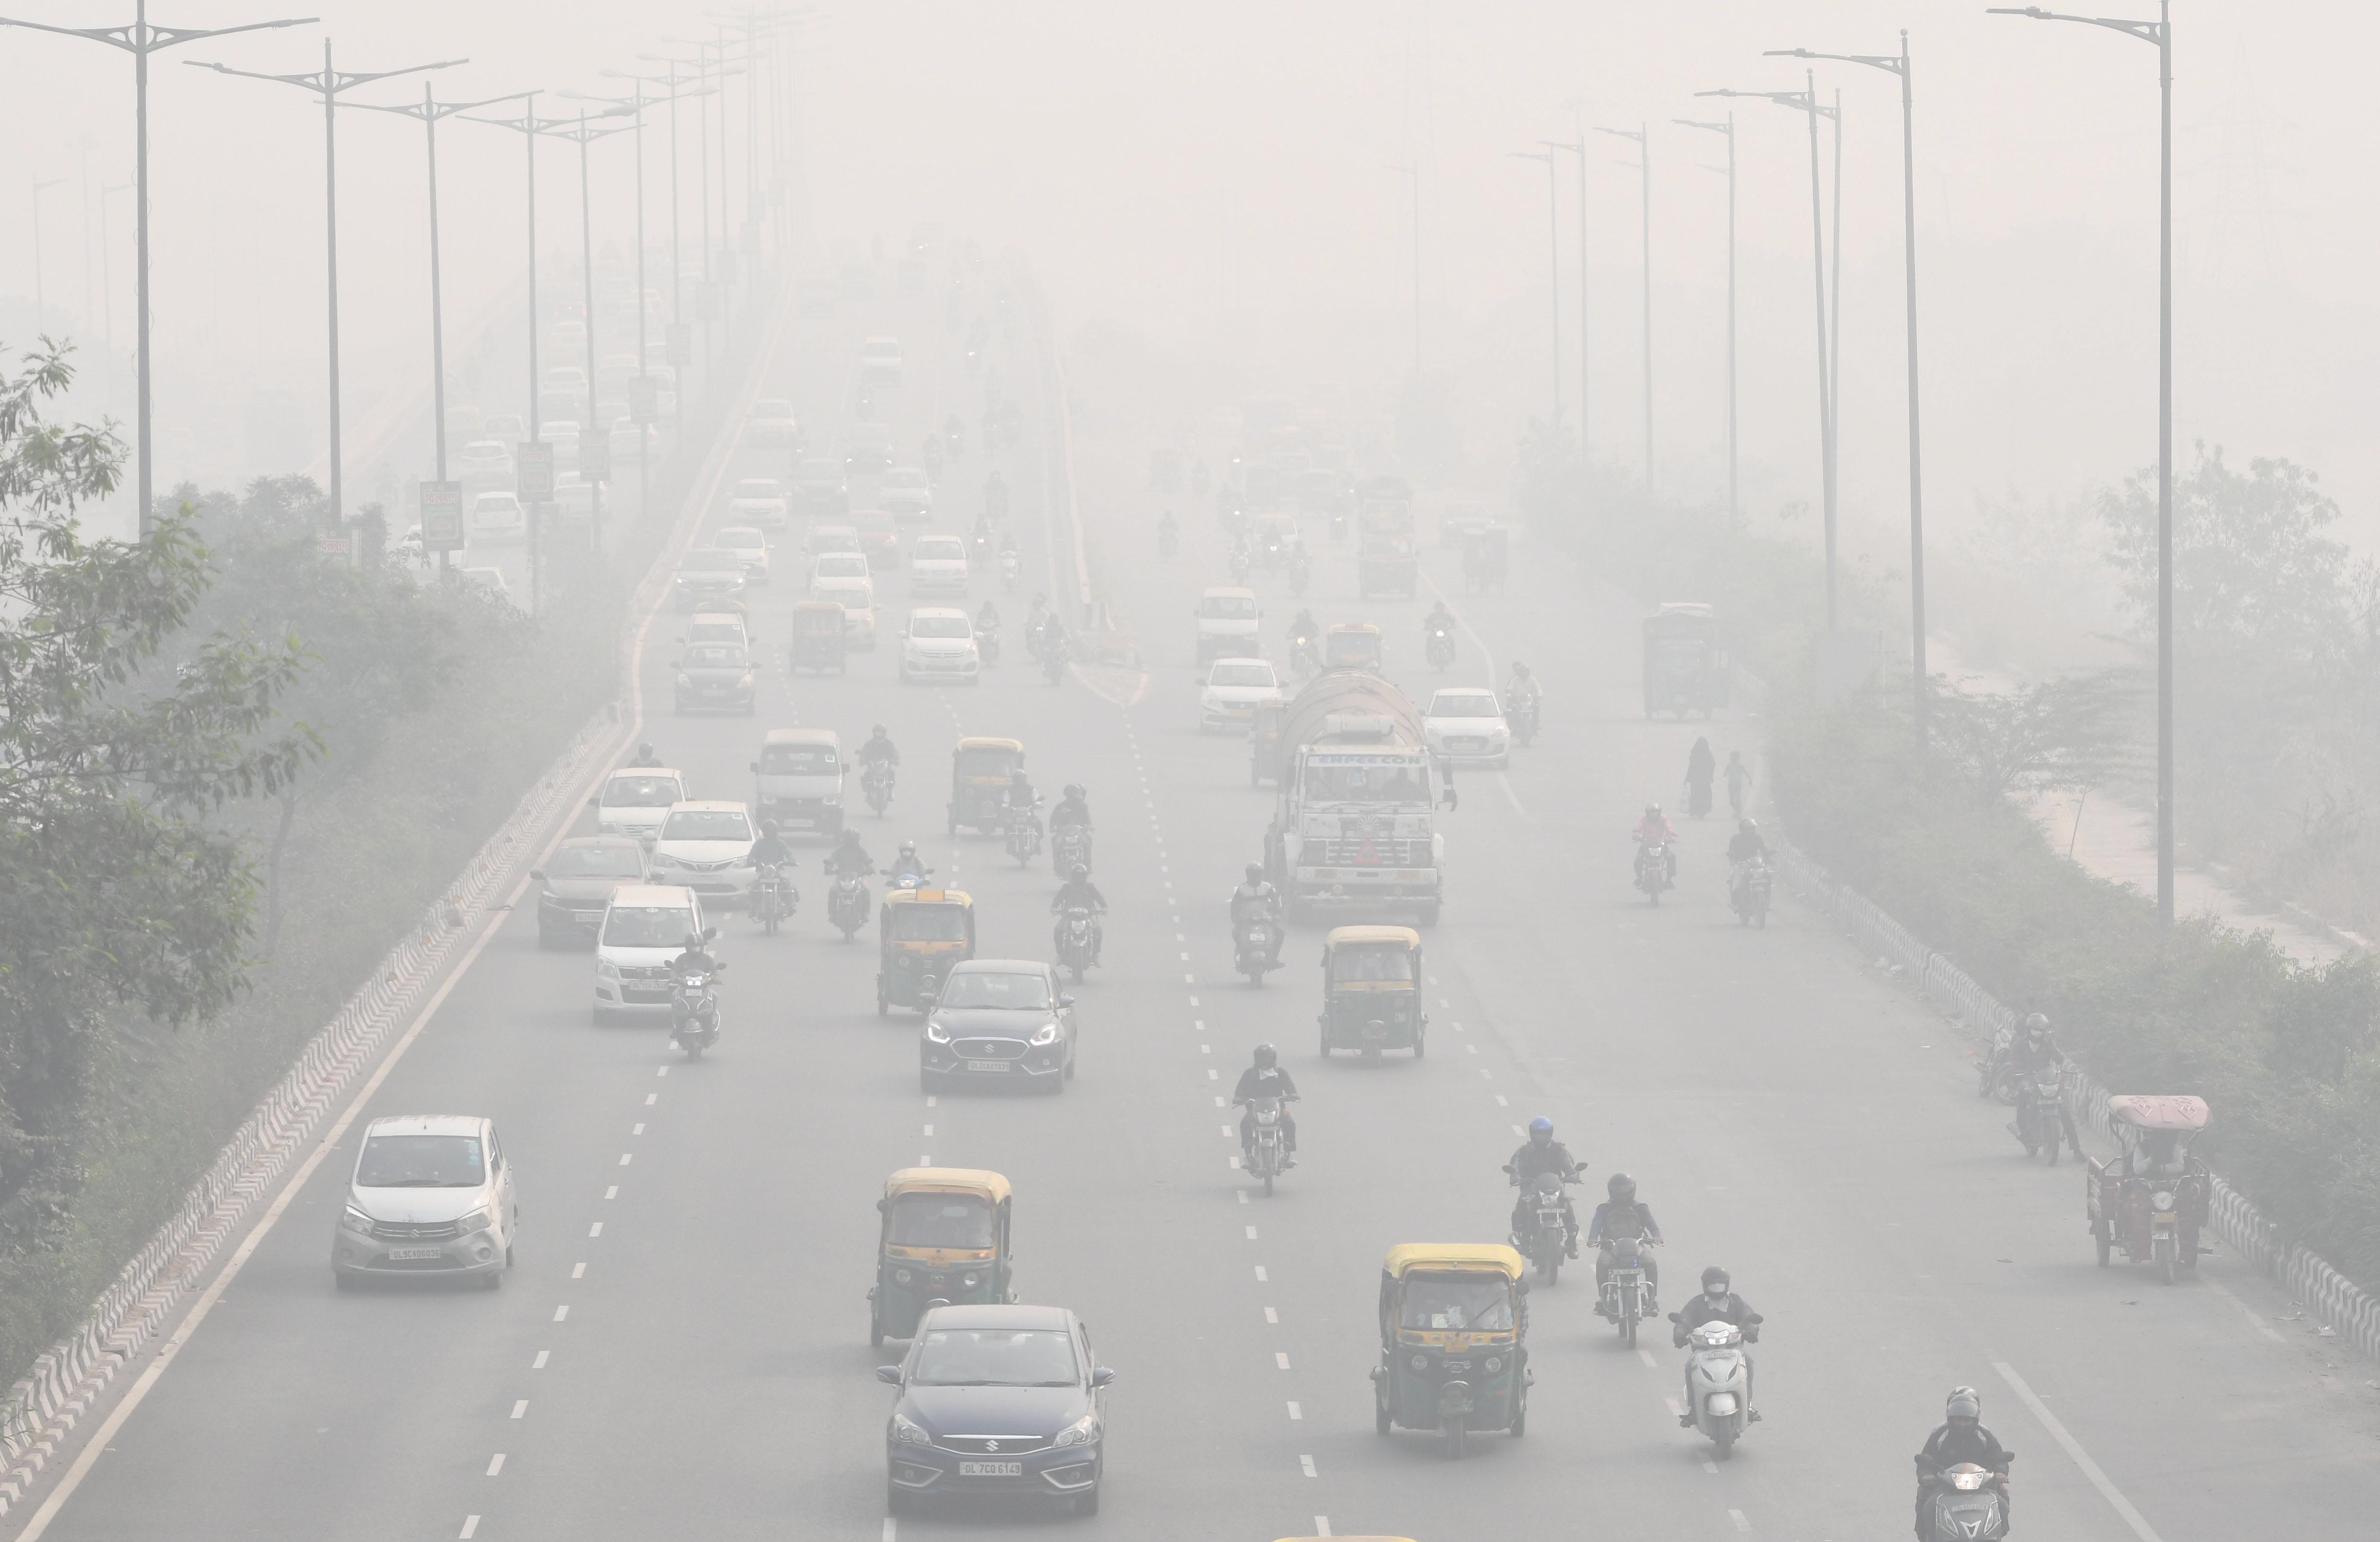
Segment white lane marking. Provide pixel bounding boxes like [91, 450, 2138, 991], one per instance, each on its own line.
[656, 1065, 668, 1078]
[618, 1153, 632, 1166]
[1299, 1454, 1318, 1478]
[1637, 1348, 1659, 1369]
[1498, 773, 1528, 815]
[631, 1122, 645, 1136]
[510, 1400, 528, 1419]
[882, 1521, 896, 1542]
[1184, 974, 1196, 983]
[1276, 1352, 1291, 1370]
[1495, 1095, 1508, 1107]
[1221, 1124, 1234, 1138]
[1175, 933, 1185, 942]
[459, 1518, 480, 1540]
[1702, 1457, 1719, 1474]
[1439, 996, 1452, 1007]
[532, 1351, 549, 1370]
[604, 1185, 619, 1200]
[587, 1222, 603, 1238]
[486, 1453, 506, 1477]
[644, 1093, 657, 1106]
[1208, 1072, 1219, 1084]
[1193, 1019, 1205, 1031]
[1189, 995, 1199, 1007]
[1729, 1508, 1750, 1529]
[1245, 1226, 1258, 1240]
[1237, 1188, 1249, 1201]
[1665, 1396, 1685, 1417]
[1265, 1307, 1279, 1324]
[552, 1305, 569, 1322]
[926, 1095, 936, 1107]
[1512, 1124, 1525, 1137]
[1313, 1520, 1331, 1539]
[1287, 1401, 1302, 1419]
[1255, 1266, 1269, 1281]
[1994, 1361, 2167, 1542]
[571, 1262, 586, 1280]
[1200, 1044, 1211, 1054]
[1180, 952, 1191, 962]
[1229, 1156, 1241, 1169]
[921, 1154, 930, 1165]
[2202, 1277, 2288, 1343]
[922, 1124, 934, 1137]
[1465, 1043, 1479, 1054]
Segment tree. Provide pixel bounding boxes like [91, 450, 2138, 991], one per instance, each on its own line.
[1926, 670, 2147, 806]
[0, 344, 315, 1249]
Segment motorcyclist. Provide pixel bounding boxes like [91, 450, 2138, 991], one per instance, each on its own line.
[1050, 863, 1108, 963]
[1005, 769, 1041, 834]
[1726, 818, 1770, 908]
[1232, 1043, 1299, 1168]
[1504, 662, 1543, 715]
[1423, 599, 1457, 644]
[2008, 1012, 2065, 1077]
[1158, 508, 1180, 559]
[1289, 608, 1320, 646]
[1635, 803, 1679, 882]
[1913, 1387, 2014, 1539]
[668, 932, 723, 1033]
[749, 818, 797, 874]
[1587, 1173, 1664, 1315]
[1673, 1266, 1763, 1426]
[857, 725, 900, 770]
[1505, 1117, 1583, 1258]
[886, 840, 932, 887]
[625, 741, 663, 768]
[822, 828, 875, 878]
[1050, 783, 1092, 834]
[1026, 593, 1053, 653]
[1229, 861, 1285, 967]
[976, 599, 1001, 634]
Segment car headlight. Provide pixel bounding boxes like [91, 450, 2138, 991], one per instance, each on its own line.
[1053, 1413, 1102, 1448]
[342, 1205, 376, 1235]
[925, 1019, 950, 1043]
[650, 853, 676, 868]
[739, 673, 754, 687]
[455, 1209, 492, 1235]
[674, 674, 692, 689]
[1029, 1021, 1060, 1046]
[822, 795, 840, 806]
[891, 1413, 933, 1447]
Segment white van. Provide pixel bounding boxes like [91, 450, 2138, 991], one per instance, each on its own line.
[591, 767, 687, 846]
[1196, 586, 1261, 663]
[471, 491, 526, 545]
[751, 727, 845, 835]
[592, 884, 708, 1024]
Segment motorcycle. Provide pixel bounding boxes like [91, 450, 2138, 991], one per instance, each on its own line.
[2014, 1066, 2078, 1165]
[1505, 1167, 1577, 1285]
[1507, 694, 1540, 747]
[1006, 812, 1045, 867]
[1635, 840, 1674, 905]
[1000, 548, 1021, 591]
[1234, 911, 1280, 986]
[1289, 633, 1321, 681]
[1051, 823, 1093, 876]
[1289, 553, 1311, 596]
[1227, 550, 1251, 587]
[828, 873, 871, 940]
[1041, 634, 1071, 685]
[1975, 1027, 2023, 1104]
[1054, 905, 1100, 981]
[669, 964, 724, 1060]
[1159, 523, 1180, 562]
[889, 865, 934, 892]
[1668, 1314, 1757, 1459]
[1329, 509, 1348, 544]
[977, 626, 1001, 667]
[1920, 1465, 2011, 1542]
[1241, 1093, 1297, 1196]
[1730, 859, 1772, 928]
[1597, 1235, 1659, 1346]
[751, 864, 796, 936]
[862, 761, 895, 818]
[1426, 626, 1456, 671]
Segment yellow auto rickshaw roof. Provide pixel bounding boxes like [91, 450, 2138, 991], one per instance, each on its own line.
[883, 887, 973, 907]
[885, 1166, 1011, 1202]
[1329, 622, 1382, 635]
[954, 736, 1024, 752]
[1383, 1243, 1525, 1279]
[1327, 925, 1421, 948]
[792, 599, 847, 611]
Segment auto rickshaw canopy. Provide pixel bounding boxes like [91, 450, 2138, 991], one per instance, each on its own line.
[884, 1166, 1011, 1204]
[1382, 1243, 1525, 1280]
[1326, 926, 1422, 985]
[952, 736, 1025, 778]
[2105, 1095, 2209, 1133]
[880, 888, 975, 945]
[792, 599, 847, 629]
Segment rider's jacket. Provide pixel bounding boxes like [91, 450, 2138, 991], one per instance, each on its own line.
[1051, 879, 1108, 914]
[1230, 881, 1279, 922]
[749, 837, 797, 871]
[887, 858, 931, 885]
[2010, 1033, 2066, 1076]
[1586, 1200, 1664, 1244]
[669, 947, 720, 984]
[1233, 1065, 1299, 1102]
[1634, 814, 1677, 845]
[1050, 796, 1092, 831]
[1915, 1422, 2013, 1478]
[857, 735, 900, 767]
[1726, 831, 1771, 865]
[1676, 1291, 1763, 1335]
[1507, 1139, 1581, 1187]
[823, 842, 874, 878]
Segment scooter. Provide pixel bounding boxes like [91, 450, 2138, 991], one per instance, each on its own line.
[862, 761, 895, 818]
[1920, 1465, 2012, 1542]
[1006, 809, 1045, 867]
[1233, 912, 1280, 986]
[1668, 1314, 1757, 1459]
[1000, 548, 1021, 592]
[1730, 859, 1772, 928]
[2014, 1067, 2079, 1165]
[1635, 840, 1674, 905]
[1052, 824, 1093, 877]
[1289, 633, 1321, 681]
[669, 963, 725, 1061]
[751, 865, 796, 935]
[828, 873, 871, 940]
[1426, 626, 1456, 671]
[1597, 1235, 1659, 1346]
[1241, 1093, 1297, 1196]
[1505, 1168, 1578, 1285]
[1054, 905, 1100, 981]
[1507, 695, 1540, 746]
[1041, 634, 1071, 685]
[977, 626, 1001, 667]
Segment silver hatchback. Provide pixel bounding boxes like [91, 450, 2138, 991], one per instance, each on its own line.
[332, 1115, 519, 1289]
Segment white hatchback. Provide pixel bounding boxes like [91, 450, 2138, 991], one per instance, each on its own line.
[909, 534, 970, 595]
[809, 570, 877, 648]
[647, 800, 760, 907]
[332, 1114, 518, 1289]
[470, 491, 525, 544]
[593, 883, 707, 1022]
[715, 525, 770, 585]
[1200, 657, 1284, 732]
[901, 607, 981, 686]
[728, 477, 790, 532]
[1425, 687, 1512, 769]
[592, 767, 687, 846]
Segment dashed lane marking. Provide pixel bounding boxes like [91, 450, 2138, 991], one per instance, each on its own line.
[531, 1351, 549, 1370]
[570, 1262, 586, 1280]
[485, 1454, 505, 1477]
[1299, 1454, 1318, 1478]
[1287, 1401, 1302, 1419]
[458, 1518, 480, 1540]
[1729, 1510, 1750, 1532]
[587, 1222, 603, 1238]
[551, 1305, 569, 1323]
[510, 1401, 528, 1419]
[1275, 1352, 1290, 1370]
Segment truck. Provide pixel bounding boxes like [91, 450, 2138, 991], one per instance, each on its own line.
[1356, 474, 1418, 598]
[1264, 670, 1444, 927]
[1643, 602, 1731, 718]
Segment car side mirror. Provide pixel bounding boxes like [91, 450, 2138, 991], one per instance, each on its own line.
[875, 1197, 888, 1214]
[701, 926, 718, 942]
[1058, 995, 1075, 1008]
[1091, 1367, 1115, 1389]
[875, 1366, 902, 1386]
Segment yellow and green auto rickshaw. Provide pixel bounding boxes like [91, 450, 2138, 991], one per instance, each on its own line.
[947, 736, 1025, 835]
[868, 1167, 1014, 1346]
[1319, 927, 1426, 1059]
[788, 599, 849, 674]
[1372, 1244, 1529, 1458]
[876, 887, 975, 1016]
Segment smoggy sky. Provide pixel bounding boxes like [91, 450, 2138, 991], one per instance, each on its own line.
[6, 2, 2377, 543]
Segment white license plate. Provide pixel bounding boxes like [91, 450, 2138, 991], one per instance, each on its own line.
[967, 1060, 1011, 1073]
[385, 1246, 444, 1261]
[958, 1461, 1023, 1477]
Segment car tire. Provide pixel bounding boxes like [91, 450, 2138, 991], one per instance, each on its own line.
[482, 1267, 503, 1291]
[333, 1269, 356, 1292]
[886, 1483, 911, 1517]
[1074, 1485, 1099, 1516]
[919, 1067, 936, 1094]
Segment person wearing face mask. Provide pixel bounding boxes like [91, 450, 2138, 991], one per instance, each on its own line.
[1672, 1266, 1763, 1425]
[1913, 1386, 2014, 1540]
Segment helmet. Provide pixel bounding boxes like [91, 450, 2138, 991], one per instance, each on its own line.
[1946, 1388, 1982, 1423]
[636, 742, 655, 759]
[2023, 1012, 2050, 1038]
[1065, 784, 1084, 799]
[761, 819, 781, 836]
[1607, 1173, 1636, 1203]
[899, 840, 918, 857]
[1246, 862, 1265, 882]
[1070, 863, 1089, 880]
[1740, 818, 1758, 834]
[1528, 1117, 1553, 1144]
[1701, 1266, 1730, 1293]
[1512, 662, 1530, 678]
[836, 828, 859, 845]
[872, 724, 887, 738]
[1253, 1043, 1278, 1069]
[1647, 803, 1662, 817]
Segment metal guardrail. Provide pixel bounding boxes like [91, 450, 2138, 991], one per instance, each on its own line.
[1771, 835, 2380, 1367]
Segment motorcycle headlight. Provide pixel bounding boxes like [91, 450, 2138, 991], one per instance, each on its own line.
[1053, 1413, 1102, 1448]
[822, 794, 840, 806]
[2151, 1191, 2176, 1212]
[455, 1209, 492, 1235]
[739, 673, 753, 687]
[891, 1413, 933, 1447]
[341, 1205, 376, 1235]
[1029, 1021, 1059, 1046]
[925, 1019, 950, 1043]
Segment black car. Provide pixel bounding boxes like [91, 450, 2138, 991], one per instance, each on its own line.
[880, 1304, 1111, 1517]
[673, 547, 748, 613]
[920, 961, 1076, 1094]
[530, 836, 646, 947]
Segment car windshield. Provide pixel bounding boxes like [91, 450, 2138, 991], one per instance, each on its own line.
[813, 532, 860, 552]
[660, 810, 752, 841]
[884, 469, 927, 488]
[938, 971, 1052, 1009]
[1201, 595, 1258, 619]
[548, 845, 643, 878]
[955, 747, 1019, 779]
[1400, 1274, 1514, 1332]
[1333, 943, 1415, 982]
[735, 480, 784, 500]
[911, 1329, 1077, 1387]
[680, 548, 742, 573]
[752, 399, 794, 418]
[1301, 761, 1428, 803]
[912, 615, 972, 640]
[603, 775, 683, 808]
[684, 645, 748, 669]
[798, 462, 841, 483]
[760, 744, 838, 775]
[916, 540, 964, 560]
[891, 904, 969, 942]
[603, 904, 697, 947]
[475, 496, 520, 513]
[886, 1192, 997, 1248]
[1431, 694, 1499, 718]
[815, 555, 869, 578]
[1211, 663, 1275, 687]
[357, 1133, 485, 1188]
[859, 515, 895, 534]
[716, 530, 764, 551]
[688, 622, 744, 644]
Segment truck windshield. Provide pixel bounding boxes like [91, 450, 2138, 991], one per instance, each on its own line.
[1302, 762, 1428, 803]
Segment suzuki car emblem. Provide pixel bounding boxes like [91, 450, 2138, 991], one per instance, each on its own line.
[984, 1440, 999, 1452]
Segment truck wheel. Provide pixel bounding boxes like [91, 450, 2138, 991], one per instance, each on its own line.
[1416, 903, 1440, 929]
[2093, 1219, 2112, 1267]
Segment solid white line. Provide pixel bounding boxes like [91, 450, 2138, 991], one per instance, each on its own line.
[1994, 1361, 2167, 1542]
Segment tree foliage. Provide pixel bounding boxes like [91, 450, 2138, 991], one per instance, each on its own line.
[1927, 669, 2147, 806]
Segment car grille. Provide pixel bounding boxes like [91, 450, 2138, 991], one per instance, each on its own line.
[668, 858, 735, 873]
[954, 1039, 1026, 1059]
[620, 964, 673, 981]
[1444, 736, 1488, 751]
[1311, 837, 1424, 866]
[371, 1219, 462, 1242]
[938, 1435, 1052, 1456]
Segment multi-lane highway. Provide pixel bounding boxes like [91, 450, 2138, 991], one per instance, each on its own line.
[24, 249, 2380, 1542]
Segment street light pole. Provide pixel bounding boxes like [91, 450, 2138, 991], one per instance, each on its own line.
[604, 71, 717, 481]
[1771, 36, 1927, 753]
[101, 180, 132, 356]
[189, 41, 462, 534]
[543, 109, 631, 545]
[1388, 162, 1421, 382]
[1675, 114, 1737, 525]
[0, 3, 318, 539]
[1596, 124, 1653, 492]
[30, 175, 65, 326]
[1543, 138, 1588, 477]
[1990, 1, 2175, 923]
[1509, 149, 1562, 428]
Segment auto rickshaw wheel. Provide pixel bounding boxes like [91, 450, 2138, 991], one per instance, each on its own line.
[1415, 902, 1440, 929]
[1509, 1390, 1527, 1437]
[1318, 1029, 1331, 1059]
[870, 1309, 884, 1349]
[877, 991, 890, 1018]
[1443, 1415, 1468, 1460]
[1411, 1030, 1425, 1060]
[1375, 1387, 1393, 1435]
[2093, 1219, 2112, 1267]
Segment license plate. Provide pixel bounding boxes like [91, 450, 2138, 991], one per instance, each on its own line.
[967, 1060, 1011, 1073]
[958, 1461, 1022, 1478]
[385, 1246, 443, 1261]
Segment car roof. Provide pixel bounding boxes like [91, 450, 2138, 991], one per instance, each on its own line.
[607, 884, 697, 906]
[666, 799, 748, 814]
[947, 958, 1050, 976]
[762, 727, 840, 746]
[604, 767, 684, 784]
[919, 1303, 1072, 1332]
[690, 611, 747, 624]
[715, 526, 765, 540]
[1202, 586, 1258, 599]
[558, 834, 645, 852]
[1432, 687, 1498, 701]
[363, 1113, 487, 1139]
[910, 606, 970, 620]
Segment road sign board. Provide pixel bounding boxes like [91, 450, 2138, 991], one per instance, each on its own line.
[517, 440, 555, 502]
[420, 479, 464, 552]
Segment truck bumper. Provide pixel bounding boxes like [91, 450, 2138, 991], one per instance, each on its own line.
[1294, 868, 1441, 905]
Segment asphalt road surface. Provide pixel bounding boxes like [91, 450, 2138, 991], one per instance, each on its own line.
[26, 256, 2380, 1542]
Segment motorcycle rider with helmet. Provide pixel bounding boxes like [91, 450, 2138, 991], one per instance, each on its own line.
[1727, 818, 1771, 909]
[624, 741, 663, 768]
[1051, 863, 1108, 963]
[1050, 783, 1092, 836]
[1505, 1117, 1583, 1258]
[749, 819, 797, 875]
[1673, 1266, 1764, 1424]
[1505, 660, 1542, 714]
[857, 725, 900, 771]
[1913, 1387, 2014, 1539]
[1587, 1173, 1665, 1314]
[822, 828, 875, 879]
[1423, 598, 1457, 653]
[1634, 802, 1679, 882]
[886, 840, 932, 887]
[1229, 861, 1285, 967]
[1232, 1043, 1299, 1168]
[668, 931, 723, 1035]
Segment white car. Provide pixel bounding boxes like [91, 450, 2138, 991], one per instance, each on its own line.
[647, 800, 760, 908]
[1425, 686, 1512, 769]
[727, 477, 789, 532]
[331, 1113, 518, 1288]
[470, 491, 525, 544]
[593, 767, 687, 845]
[880, 465, 933, 522]
[714, 525, 770, 585]
[744, 397, 800, 446]
[808, 523, 862, 561]
[901, 607, 981, 686]
[812, 551, 871, 584]
[810, 571, 877, 648]
[539, 421, 582, 472]
[682, 611, 750, 649]
[592, 883, 708, 1022]
[1196, 587, 1261, 663]
[1200, 657, 1284, 732]
[552, 473, 596, 524]
[485, 413, 526, 441]
[455, 439, 513, 487]
[858, 335, 904, 385]
[608, 418, 646, 462]
[909, 534, 970, 595]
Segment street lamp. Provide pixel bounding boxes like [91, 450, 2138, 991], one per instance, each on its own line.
[542, 108, 633, 544]
[0, 3, 318, 539]
[29, 175, 65, 326]
[1674, 114, 1736, 526]
[1509, 149, 1562, 429]
[1700, 79, 1840, 628]
[1988, 0, 2175, 924]
[608, 67, 718, 430]
[1770, 36, 1928, 755]
[1542, 138, 1588, 478]
[1596, 123, 1654, 493]
[188, 43, 463, 534]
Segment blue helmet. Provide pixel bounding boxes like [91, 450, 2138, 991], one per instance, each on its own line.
[1528, 1117, 1554, 1141]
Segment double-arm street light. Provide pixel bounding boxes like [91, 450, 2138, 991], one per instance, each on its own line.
[189, 43, 463, 533]
[1541, 137, 1588, 479]
[0, 3, 317, 539]
[542, 108, 633, 541]
[1674, 114, 1736, 525]
[1595, 123, 1654, 493]
[1770, 35, 1929, 756]
[1508, 148, 1563, 429]
[1990, 2, 2174, 924]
